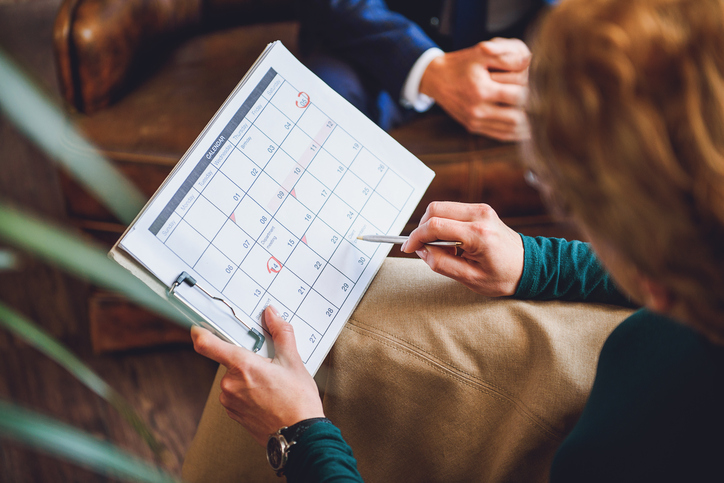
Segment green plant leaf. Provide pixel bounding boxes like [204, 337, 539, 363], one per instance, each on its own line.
[0, 399, 181, 483]
[0, 302, 167, 457]
[0, 48, 145, 225]
[0, 248, 19, 270]
[0, 202, 191, 329]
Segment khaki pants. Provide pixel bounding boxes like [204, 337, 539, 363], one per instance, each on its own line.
[183, 258, 631, 482]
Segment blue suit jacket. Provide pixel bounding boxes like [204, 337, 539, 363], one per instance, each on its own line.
[300, 0, 549, 103]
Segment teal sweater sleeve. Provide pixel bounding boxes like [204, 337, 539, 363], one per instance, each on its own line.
[286, 421, 363, 482]
[514, 236, 633, 307]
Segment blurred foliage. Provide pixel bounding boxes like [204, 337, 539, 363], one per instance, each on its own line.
[0, 47, 190, 480]
[0, 400, 180, 483]
[0, 302, 168, 458]
[0, 49, 144, 224]
[0, 249, 19, 270]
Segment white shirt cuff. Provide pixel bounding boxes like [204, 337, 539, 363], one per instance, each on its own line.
[400, 47, 445, 112]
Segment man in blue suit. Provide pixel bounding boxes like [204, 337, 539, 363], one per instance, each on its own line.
[300, 0, 553, 140]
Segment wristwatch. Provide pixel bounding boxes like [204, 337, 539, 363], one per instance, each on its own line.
[267, 417, 331, 476]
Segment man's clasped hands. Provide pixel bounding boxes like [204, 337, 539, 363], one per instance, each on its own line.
[420, 38, 532, 141]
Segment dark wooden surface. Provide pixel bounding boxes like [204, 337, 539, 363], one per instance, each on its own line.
[89, 292, 190, 354]
[0, 1, 218, 481]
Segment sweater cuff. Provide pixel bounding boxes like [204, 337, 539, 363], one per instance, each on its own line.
[286, 419, 361, 482]
[514, 234, 542, 299]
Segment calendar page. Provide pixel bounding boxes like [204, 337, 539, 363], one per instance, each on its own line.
[117, 42, 434, 375]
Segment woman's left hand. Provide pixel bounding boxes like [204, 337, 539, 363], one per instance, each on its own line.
[191, 306, 325, 445]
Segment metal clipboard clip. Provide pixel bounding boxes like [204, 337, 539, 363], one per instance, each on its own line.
[168, 271, 265, 353]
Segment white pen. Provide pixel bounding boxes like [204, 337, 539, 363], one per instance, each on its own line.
[356, 235, 462, 247]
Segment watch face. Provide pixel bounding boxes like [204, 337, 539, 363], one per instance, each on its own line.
[267, 436, 283, 470]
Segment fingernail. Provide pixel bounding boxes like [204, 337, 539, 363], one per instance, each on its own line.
[401, 240, 409, 251]
[268, 305, 281, 317]
[482, 40, 501, 54]
[416, 248, 428, 261]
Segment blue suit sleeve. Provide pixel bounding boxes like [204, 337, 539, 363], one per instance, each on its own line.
[514, 236, 634, 307]
[300, 0, 439, 102]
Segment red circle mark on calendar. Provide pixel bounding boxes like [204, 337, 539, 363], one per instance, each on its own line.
[296, 92, 310, 108]
[267, 256, 283, 274]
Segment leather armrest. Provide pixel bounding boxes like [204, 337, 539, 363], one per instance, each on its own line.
[54, 0, 204, 113]
[53, 0, 297, 114]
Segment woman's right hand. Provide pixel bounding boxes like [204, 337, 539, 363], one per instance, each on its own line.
[402, 202, 525, 297]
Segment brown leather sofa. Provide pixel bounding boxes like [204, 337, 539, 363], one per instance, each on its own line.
[53, 0, 578, 351]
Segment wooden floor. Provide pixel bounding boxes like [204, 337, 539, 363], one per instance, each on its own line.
[0, 1, 218, 481]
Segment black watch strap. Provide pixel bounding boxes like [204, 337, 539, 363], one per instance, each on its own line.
[280, 417, 332, 445]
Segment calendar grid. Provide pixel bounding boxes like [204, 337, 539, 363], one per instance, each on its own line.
[149, 68, 278, 235]
[149, 67, 416, 363]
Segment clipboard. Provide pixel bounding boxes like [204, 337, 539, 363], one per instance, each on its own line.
[109, 41, 434, 374]
[109, 240, 258, 349]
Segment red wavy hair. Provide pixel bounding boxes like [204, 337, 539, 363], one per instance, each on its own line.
[528, 0, 724, 339]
